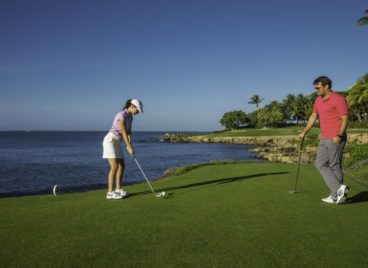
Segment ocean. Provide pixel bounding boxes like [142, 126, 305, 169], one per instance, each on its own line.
[0, 131, 262, 197]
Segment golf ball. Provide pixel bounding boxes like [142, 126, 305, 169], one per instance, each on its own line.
[156, 191, 166, 197]
[53, 185, 58, 196]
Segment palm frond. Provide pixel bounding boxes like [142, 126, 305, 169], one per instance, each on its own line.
[358, 94, 368, 103]
[357, 16, 368, 26]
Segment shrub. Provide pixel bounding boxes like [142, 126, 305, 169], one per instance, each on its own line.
[343, 143, 368, 168]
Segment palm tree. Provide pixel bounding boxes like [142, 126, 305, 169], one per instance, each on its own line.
[357, 9, 368, 26]
[347, 85, 364, 122]
[248, 95, 264, 110]
[257, 101, 285, 127]
[358, 74, 368, 103]
[305, 92, 317, 119]
[282, 94, 297, 122]
[347, 74, 368, 122]
[295, 94, 308, 123]
[357, 74, 368, 121]
[257, 106, 270, 125]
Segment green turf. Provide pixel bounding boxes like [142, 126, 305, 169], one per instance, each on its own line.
[1, 162, 368, 267]
[346, 165, 368, 185]
[206, 127, 320, 137]
[347, 128, 368, 134]
[350, 165, 368, 180]
[205, 127, 368, 138]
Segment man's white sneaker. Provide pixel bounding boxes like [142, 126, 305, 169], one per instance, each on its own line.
[321, 195, 337, 204]
[115, 189, 129, 197]
[106, 191, 122, 200]
[336, 185, 349, 204]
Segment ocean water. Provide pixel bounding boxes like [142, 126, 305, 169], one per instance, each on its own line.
[0, 131, 262, 197]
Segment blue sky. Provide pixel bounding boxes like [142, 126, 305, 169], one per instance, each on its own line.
[1, 0, 367, 131]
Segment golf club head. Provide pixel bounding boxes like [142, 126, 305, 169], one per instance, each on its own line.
[289, 190, 297, 194]
[155, 191, 166, 198]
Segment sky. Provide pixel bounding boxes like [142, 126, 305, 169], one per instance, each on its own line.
[0, 0, 367, 131]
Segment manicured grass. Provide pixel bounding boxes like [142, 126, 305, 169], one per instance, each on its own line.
[344, 143, 368, 168]
[206, 127, 368, 138]
[206, 127, 320, 137]
[346, 165, 368, 185]
[351, 166, 368, 183]
[348, 128, 368, 134]
[1, 162, 368, 267]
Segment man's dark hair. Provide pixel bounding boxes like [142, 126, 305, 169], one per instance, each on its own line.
[313, 76, 332, 89]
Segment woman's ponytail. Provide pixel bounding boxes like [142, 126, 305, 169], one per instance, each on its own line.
[124, 99, 132, 109]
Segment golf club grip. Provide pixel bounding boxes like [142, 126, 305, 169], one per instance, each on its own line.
[300, 138, 304, 151]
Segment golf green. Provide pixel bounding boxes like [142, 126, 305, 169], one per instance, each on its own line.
[1, 162, 367, 267]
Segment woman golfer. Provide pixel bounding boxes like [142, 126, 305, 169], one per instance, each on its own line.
[102, 99, 143, 199]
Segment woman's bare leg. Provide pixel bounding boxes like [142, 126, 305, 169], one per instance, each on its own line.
[107, 158, 119, 192]
[115, 158, 125, 190]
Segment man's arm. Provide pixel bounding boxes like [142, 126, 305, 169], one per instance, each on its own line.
[332, 115, 348, 144]
[299, 112, 318, 140]
[338, 115, 348, 136]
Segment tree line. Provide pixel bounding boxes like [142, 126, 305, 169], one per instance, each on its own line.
[220, 74, 368, 130]
[220, 9, 367, 131]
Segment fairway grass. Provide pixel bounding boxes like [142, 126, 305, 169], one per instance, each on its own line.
[1, 162, 368, 267]
[204, 127, 368, 138]
[205, 127, 320, 137]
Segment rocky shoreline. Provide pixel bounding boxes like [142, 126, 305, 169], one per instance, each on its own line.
[161, 133, 368, 164]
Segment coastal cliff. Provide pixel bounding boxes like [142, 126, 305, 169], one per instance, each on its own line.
[162, 133, 368, 164]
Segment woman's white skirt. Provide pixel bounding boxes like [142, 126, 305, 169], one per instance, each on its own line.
[102, 132, 123, 159]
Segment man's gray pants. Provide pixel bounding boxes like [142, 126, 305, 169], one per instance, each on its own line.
[315, 137, 346, 198]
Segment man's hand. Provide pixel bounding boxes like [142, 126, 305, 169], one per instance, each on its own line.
[299, 113, 317, 141]
[331, 136, 341, 145]
[299, 132, 306, 140]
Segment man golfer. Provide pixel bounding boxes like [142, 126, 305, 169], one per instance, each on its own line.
[299, 76, 349, 204]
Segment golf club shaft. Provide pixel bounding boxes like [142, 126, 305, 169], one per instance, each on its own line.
[293, 138, 304, 192]
[133, 157, 156, 194]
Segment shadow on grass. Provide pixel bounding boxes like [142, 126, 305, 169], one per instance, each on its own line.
[130, 172, 289, 197]
[345, 191, 368, 204]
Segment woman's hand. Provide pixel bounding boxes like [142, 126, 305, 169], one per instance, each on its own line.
[127, 144, 134, 156]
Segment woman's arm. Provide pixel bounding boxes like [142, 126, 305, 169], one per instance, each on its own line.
[118, 120, 134, 156]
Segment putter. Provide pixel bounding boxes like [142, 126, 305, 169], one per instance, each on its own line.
[133, 156, 166, 198]
[289, 138, 304, 194]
